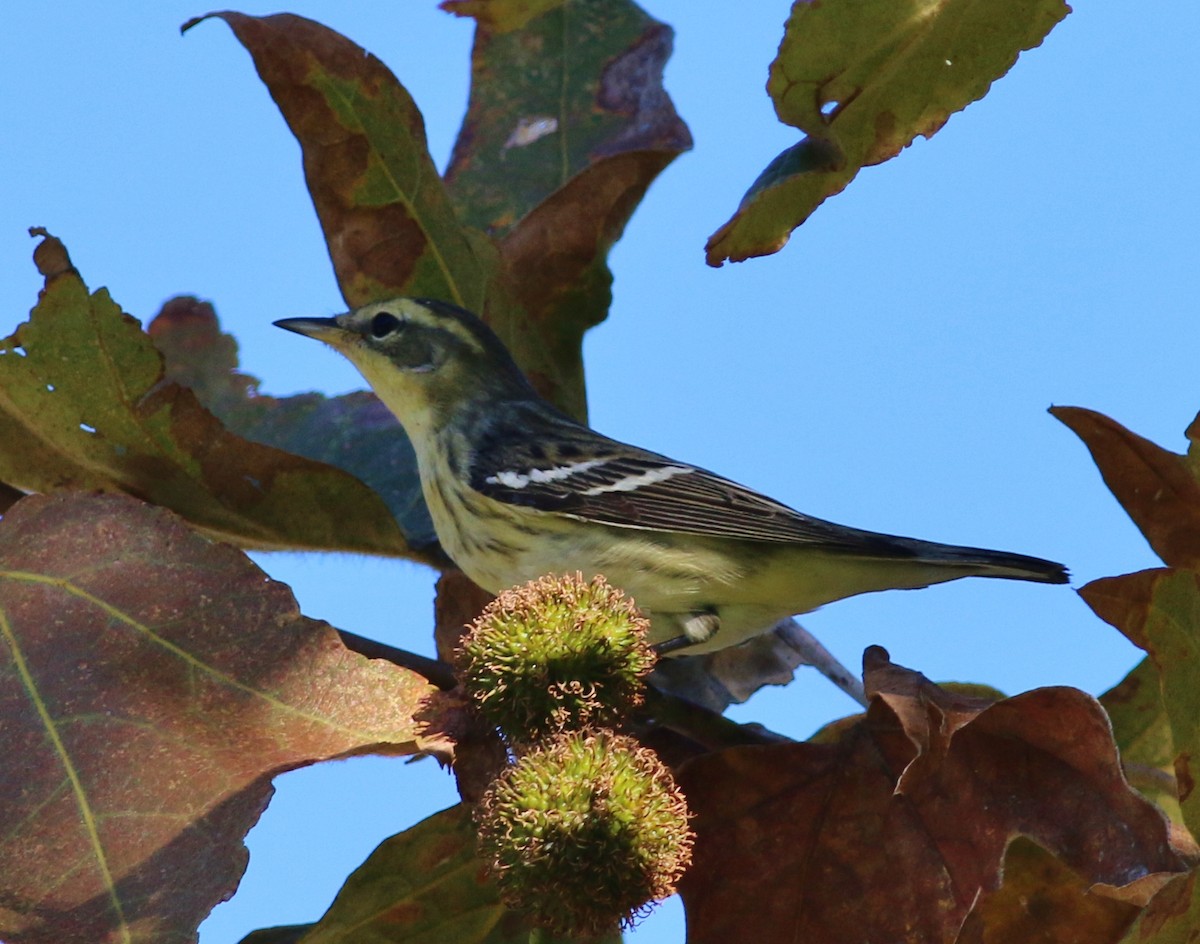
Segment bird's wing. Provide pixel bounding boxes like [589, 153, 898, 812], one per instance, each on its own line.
[467, 424, 905, 552]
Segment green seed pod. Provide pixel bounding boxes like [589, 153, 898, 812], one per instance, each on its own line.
[476, 730, 693, 937]
[456, 573, 655, 742]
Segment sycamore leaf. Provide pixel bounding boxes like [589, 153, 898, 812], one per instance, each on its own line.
[440, 0, 566, 34]
[1053, 406, 1200, 569]
[1117, 871, 1200, 944]
[187, 11, 593, 418]
[183, 12, 488, 314]
[146, 297, 440, 556]
[443, 0, 691, 239]
[676, 646, 1186, 944]
[443, 0, 690, 419]
[0, 492, 442, 944]
[955, 837, 1141, 944]
[238, 805, 613, 944]
[0, 231, 413, 557]
[1101, 657, 1182, 825]
[1081, 568, 1200, 841]
[706, 0, 1069, 265]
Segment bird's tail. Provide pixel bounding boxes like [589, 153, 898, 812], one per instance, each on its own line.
[897, 539, 1069, 584]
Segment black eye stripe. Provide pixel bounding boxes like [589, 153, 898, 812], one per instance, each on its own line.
[370, 311, 403, 338]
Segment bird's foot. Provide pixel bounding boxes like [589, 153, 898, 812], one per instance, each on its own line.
[652, 609, 720, 656]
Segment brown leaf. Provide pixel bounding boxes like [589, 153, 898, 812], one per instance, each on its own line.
[147, 297, 442, 558]
[676, 647, 1186, 944]
[0, 231, 412, 557]
[0, 492, 441, 944]
[1053, 406, 1200, 569]
[185, 12, 489, 312]
[1117, 870, 1200, 943]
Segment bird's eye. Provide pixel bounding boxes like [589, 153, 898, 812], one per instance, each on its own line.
[370, 311, 403, 339]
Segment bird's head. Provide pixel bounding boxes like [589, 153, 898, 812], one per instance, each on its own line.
[275, 297, 536, 435]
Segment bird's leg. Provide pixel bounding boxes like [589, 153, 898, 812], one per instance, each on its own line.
[652, 608, 721, 656]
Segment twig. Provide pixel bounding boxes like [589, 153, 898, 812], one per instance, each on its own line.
[336, 628, 458, 690]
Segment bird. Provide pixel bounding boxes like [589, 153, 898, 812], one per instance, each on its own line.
[275, 297, 1067, 655]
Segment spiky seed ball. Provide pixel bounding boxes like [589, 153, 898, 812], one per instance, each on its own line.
[455, 573, 655, 741]
[476, 730, 693, 937]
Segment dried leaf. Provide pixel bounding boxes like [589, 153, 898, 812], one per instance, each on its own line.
[147, 297, 440, 556]
[0, 492, 441, 944]
[0, 231, 410, 556]
[184, 12, 489, 313]
[1054, 407, 1200, 569]
[676, 647, 1186, 944]
[707, 0, 1069, 265]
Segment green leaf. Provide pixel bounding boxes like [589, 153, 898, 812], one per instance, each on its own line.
[707, 0, 1069, 265]
[0, 491, 439, 944]
[0, 231, 412, 557]
[286, 804, 613, 944]
[1101, 657, 1181, 824]
[1139, 570, 1200, 840]
[445, 0, 690, 420]
[444, 0, 690, 238]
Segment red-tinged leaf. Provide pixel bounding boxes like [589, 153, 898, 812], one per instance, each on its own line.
[444, 0, 690, 420]
[0, 491, 444, 944]
[444, 0, 690, 239]
[146, 297, 441, 556]
[955, 838, 1141, 944]
[184, 12, 489, 313]
[676, 646, 1186, 944]
[245, 805, 611, 944]
[0, 231, 412, 557]
[187, 12, 586, 416]
[1053, 406, 1200, 569]
[706, 0, 1069, 265]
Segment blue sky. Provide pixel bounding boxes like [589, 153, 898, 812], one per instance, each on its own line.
[3, 2, 1198, 941]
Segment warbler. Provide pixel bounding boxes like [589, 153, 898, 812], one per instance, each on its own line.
[276, 298, 1067, 654]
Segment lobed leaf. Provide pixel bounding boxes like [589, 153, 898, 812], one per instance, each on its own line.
[0, 492, 441, 944]
[706, 0, 1069, 265]
[1101, 657, 1182, 825]
[1082, 568, 1200, 843]
[0, 232, 412, 556]
[677, 646, 1186, 944]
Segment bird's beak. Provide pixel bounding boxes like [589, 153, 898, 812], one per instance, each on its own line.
[273, 316, 349, 346]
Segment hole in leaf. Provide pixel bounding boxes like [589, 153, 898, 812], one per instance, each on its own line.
[79, 423, 97, 434]
[45, 383, 55, 392]
[820, 100, 838, 117]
